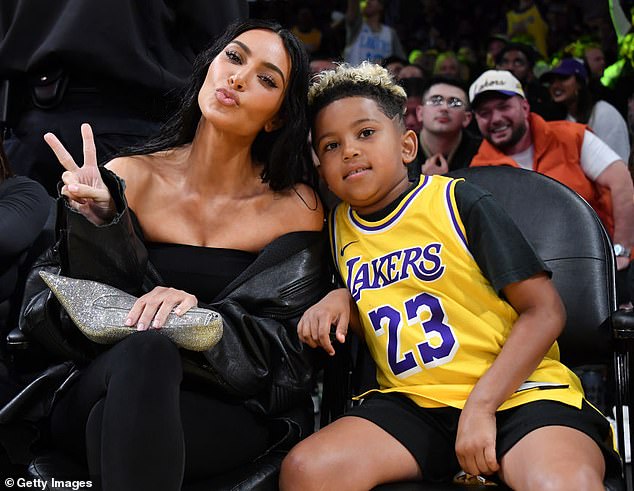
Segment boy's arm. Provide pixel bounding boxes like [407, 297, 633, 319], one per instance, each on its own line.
[297, 287, 361, 356]
[455, 272, 565, 477]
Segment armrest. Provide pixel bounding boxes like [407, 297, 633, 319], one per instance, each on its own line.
[6, 327, 31, 351]
[612, 308, 634, 350]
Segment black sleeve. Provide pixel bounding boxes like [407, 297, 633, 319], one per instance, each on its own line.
[0, 176, 50, 258]
[60, 167, 148, 294]
[198, 233, 331, 413]
[20, 169, 148, 362]
[454, 180, 549, 293]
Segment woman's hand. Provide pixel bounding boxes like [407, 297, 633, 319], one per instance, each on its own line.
[43, 123, 115, 225]
[125, 286, 199, 331]
[455, 404, 499, 477]
[297, 288, 351, 356]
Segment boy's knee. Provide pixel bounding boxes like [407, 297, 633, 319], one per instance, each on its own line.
[280, 443, 326, 491]
[522, 463, 603, 491]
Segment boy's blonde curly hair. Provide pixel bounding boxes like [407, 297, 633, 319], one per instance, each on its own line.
[308, 62, 407, 126]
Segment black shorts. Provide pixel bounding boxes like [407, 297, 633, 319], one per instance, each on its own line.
[345, 392, 622, 483]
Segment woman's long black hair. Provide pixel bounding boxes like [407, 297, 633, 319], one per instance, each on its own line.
[571, 76, 595, 125]
[118, 19, 316, 191]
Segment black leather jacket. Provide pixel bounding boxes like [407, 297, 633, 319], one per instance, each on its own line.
[19, 169, 331, 422]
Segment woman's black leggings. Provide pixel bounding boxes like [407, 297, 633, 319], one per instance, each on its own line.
[50, 331, 271, 491]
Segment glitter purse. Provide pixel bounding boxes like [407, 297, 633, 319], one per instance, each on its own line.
[39, 271, 223, 352]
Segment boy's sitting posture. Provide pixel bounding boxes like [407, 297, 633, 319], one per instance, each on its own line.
[279, 63, 620, 491]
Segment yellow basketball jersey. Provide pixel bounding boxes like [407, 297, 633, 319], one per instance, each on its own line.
[330, 175, 584, 410]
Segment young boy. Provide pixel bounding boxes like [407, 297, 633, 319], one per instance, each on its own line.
[279, 62, 620, 490]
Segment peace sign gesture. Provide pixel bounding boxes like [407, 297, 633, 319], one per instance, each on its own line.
[44, 123, 116, 225]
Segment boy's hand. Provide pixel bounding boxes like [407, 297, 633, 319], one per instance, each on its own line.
[455, 405, 499, 477]
[298, 288, 351, 356]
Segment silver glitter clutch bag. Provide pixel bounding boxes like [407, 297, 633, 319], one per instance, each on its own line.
[39, 271, 223, 352]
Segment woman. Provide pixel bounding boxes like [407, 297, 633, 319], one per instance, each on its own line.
[0, 135, 49, 410]
[541, 57, 631, 161]
[0, 137, 49, 323]
[18, 19, 328, 490]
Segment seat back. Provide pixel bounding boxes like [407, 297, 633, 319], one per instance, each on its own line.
[448, 166, 616, 369]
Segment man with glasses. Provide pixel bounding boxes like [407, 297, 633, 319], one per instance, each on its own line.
[409, 76, 481, 177]
[469, 69, 634, 306]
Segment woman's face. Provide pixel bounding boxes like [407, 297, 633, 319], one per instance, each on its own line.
[198, 29, 291, 137]
[548, 75, 578, 106]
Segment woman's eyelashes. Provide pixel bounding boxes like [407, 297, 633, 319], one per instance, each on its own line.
[225, 49, 241, 63]
[258, 74, 277, 88]
[224, 50, 278, 89]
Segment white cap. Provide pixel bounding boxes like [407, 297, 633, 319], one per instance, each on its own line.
[469, 70, 525, 107]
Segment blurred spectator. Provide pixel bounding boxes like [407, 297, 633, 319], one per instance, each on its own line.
[433, 51, 461, 79]
[413, 48, 439, 79]
[457, 45, 479, 83]
[541, 57, 630, 161]
[497, 42, 566, 121]
[291, 7, 323, 55]
[584, 42, 608, 79]
[506, 0, 549, 58]
[486, 34, 508, 68]
[309, 57, 338, 79]
[584, 43, 620, 110]
[399, 77, 425, 134]
[0, 0, 247, 196]
[398, 63, 426, 80]
[382, 55, 408, 78]
[343, 0, 406, 65]
[410, 76, 481, 177]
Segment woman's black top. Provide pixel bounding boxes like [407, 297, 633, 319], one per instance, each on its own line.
[146, 243, 256, 303]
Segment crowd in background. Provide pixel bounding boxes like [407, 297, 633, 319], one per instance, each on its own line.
[250, 0, 634, 165]
[251, 0, 620, 74]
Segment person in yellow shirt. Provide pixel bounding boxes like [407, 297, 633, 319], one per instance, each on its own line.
[506, 0, 548, 58]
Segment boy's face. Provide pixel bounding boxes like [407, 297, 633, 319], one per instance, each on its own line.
[313, 96, 417, 215]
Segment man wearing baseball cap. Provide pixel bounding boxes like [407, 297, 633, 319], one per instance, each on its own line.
[469, 70, 634, 303]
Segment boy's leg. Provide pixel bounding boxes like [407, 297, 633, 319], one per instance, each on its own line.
[281, 392, 461, 490]
[499, 425, 605, 491]
[279, 415, 422, 491]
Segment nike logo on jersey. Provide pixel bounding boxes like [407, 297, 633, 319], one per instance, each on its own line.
[340, 240, 359, 256]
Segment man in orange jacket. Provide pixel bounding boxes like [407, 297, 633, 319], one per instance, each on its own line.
[469, 69, 634, 303]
